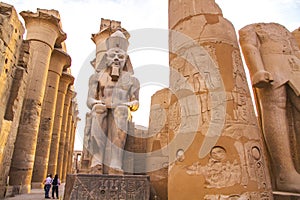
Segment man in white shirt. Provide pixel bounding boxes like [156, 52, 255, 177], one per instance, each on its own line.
[43, 174, 52, 198]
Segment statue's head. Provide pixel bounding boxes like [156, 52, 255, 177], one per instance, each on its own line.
[105, 30, 129, 81]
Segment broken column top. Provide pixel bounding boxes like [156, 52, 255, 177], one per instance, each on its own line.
[91, 18, 130, 43]
[169, 0, 223, 29]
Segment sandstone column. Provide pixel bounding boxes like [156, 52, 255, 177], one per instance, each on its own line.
[9, 9, 66, 194]
[166, 0, 273, 199]
[47, 72, 74, 175]
[56, 88, 74, 178]
[61, 101, 73, 182]
[67, 122, 75, 174]
[31, 48, 71, 188]
[67, 110, 79, 174]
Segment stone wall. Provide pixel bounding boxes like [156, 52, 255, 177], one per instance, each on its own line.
[0, 3, 25, 197]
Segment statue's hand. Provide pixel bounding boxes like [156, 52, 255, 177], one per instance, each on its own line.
[123, 100, 139, 111]
[252, 70, 273, 88]
[92, 101, 106, 113]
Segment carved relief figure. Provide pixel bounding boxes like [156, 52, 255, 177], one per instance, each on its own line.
[87, 30, 140, 174]
[186, 146, 241, 188]
[239, 22, 300, 192]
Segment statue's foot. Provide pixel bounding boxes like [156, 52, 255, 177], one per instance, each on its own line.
[276, 172, 300, 193]
[108, 167, 124, 175]
[90, 164, 103, 174]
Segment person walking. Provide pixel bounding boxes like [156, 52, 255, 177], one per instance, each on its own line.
[51, 174, 61, 199]
[43, 174, 52, 199]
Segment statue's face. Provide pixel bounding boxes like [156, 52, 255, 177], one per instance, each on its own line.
[106, 48, 127, 81]
[106, 47, 126, 68]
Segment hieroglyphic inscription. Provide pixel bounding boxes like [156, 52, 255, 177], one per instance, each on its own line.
[204, 191, 272, 200]
[66, 174, 150, 200]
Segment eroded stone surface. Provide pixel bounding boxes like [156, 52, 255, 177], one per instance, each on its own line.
[159, 0, 274, 199]
[0, 2, 25, 197]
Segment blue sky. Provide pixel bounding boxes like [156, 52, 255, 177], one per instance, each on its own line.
[7, 0, 300, 149]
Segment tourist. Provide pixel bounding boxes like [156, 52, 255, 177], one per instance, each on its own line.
[43, 174, 52, 199]
[51, 174, 61, 199]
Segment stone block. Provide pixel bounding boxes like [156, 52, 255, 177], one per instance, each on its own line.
[64, 174, 150, 200]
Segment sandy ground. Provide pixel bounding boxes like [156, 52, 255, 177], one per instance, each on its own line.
[5, 184, 65, 200]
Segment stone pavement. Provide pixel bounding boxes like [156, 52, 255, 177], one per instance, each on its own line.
[5, 184, 65, 200]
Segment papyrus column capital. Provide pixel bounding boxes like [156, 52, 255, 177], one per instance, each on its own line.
[20, 9, 66, 48]
[49, 48, 71, 76]
[58, 72, 74, 94]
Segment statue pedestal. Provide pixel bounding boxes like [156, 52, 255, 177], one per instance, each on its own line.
[64, 174, 150, 200]
[273, 191, 300, 200]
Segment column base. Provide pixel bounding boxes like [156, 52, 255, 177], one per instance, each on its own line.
[273, 191, 300, 200]
[12, 184, 30, 195]
[64, 173, 150, 200]
[31, 182, 44, 189]
[3, 186, 13, 198]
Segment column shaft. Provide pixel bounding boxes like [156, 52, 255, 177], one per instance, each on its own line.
[61, 103, 73, 182]
[67, 121, 76, 174]
[47, 72, 73, 175]
[31, 49, 71, 188]
[56, 89, 73, 177]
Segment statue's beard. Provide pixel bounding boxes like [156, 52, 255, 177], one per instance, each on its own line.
[110, 65, 120, 81]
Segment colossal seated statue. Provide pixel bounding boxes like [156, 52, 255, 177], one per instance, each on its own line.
[86, 30, 140, 174]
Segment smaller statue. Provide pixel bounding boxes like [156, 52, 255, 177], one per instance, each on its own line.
[239, 22, 300, 192]
[87, 30, 140, 174]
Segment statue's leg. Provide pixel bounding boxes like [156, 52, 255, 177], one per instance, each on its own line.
[109, 105, 129, 172]
[90, 105, 108, 172]
[257, 85, 300, 192]
[287, 85, 300, 172]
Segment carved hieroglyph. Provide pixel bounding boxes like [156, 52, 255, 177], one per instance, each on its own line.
[239, 22, 300, 193]
[164, 0, 273, 199]
[64, 174, 150, 200]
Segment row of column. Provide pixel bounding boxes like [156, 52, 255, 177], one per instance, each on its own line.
[0, 4, 79, 197]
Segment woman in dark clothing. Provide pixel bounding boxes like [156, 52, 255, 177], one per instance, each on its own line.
[52, 174, 61, 199]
